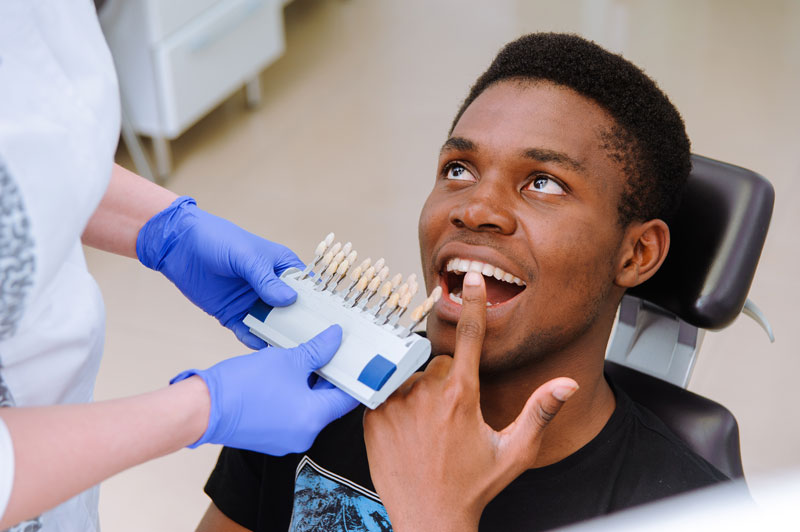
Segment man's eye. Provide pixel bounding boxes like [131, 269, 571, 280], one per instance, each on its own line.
[526, 174, 565, 195]
[444, 163, 476, 182]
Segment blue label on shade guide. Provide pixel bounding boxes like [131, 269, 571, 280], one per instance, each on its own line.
[357, 354, 397, 391]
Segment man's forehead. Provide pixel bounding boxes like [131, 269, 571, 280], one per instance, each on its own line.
[440, 135, 587, 173]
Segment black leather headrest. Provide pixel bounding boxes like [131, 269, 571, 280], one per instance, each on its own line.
[629, 155, 774, 329]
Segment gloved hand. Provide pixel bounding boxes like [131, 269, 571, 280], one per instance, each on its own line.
[137, 196, 302, 349]
[171, 325, 359, 455]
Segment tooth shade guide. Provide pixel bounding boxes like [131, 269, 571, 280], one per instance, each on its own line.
[431, 286, 443, 301]
[358, 258, 372, 271]
[324, 258, 340, 277]
[407, 280, 419, 297]
[386, 292, 400, 308]
[300, 235, 436, 331]
[395, 283, 409, 298]
[397, 292, 413, 308]
[355, 276, 382, 307]
[379, 281, 393, 298]
[368, 277, 382, 292]
[378, 293, 401, 325]
[366, 281, 394, 316]
[245, 257, 432, 408]
[362, 266, 376, 282]
[347, 276, 370, 304]
[390, 273, 403, 289]
[349, 266, 363, 281]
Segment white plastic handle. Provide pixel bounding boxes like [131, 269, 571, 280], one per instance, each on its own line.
[742, 298, 775, 342]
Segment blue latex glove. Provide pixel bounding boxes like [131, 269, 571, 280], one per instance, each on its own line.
[171, 325, 359, 455]
[137, 196, 302, 349]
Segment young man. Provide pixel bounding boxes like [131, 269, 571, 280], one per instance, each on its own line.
[196, 33, 729, 532]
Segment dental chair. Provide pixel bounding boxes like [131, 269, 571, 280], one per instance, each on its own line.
[605, 154, 774, 480]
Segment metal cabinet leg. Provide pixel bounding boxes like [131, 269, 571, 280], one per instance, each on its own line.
[119, 97, 155, 181]
[245, 76, 262, 109]
[152, 136, 172, 182]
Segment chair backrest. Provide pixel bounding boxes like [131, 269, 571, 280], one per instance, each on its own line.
[606, 154, 774, 479]
[605, 360, 744, 479]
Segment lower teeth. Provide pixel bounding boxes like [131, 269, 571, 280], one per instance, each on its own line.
[448, 292, 495, 307]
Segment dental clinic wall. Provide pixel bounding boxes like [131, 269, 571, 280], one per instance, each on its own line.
[87, 1, 800, 530]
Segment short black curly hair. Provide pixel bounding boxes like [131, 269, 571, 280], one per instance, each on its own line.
[451, 33, 691, 225]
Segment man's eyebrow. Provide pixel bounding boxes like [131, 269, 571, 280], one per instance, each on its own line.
[440, 137, 477, 153]
[522, 148, 585, 171]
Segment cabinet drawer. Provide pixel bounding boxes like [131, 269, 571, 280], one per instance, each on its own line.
[153, 0, 284, 136]
[144, 0, 220, 42]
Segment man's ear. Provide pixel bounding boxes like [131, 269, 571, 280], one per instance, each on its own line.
[615, 219, 670, 288]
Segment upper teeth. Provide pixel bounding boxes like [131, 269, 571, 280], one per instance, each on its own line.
[445, 258, 526, 286]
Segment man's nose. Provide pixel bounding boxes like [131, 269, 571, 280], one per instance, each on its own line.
[449, 181, 517, 235]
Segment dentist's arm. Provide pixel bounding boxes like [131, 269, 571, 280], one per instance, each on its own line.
[0, 326, 357, 528]
[82, 163, 178, 258]
[0, 376, 209, 528]
[84, 164, 303, 348]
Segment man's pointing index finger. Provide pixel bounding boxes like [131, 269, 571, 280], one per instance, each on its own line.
[452, 271, 487, 385]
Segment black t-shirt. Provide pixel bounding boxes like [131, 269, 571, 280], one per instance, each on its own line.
[204, 378, 729, 531]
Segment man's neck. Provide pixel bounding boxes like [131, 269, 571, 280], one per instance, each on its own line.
[478, 328, 616, 468]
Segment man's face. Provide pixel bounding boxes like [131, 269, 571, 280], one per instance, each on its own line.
[419, 80, 630, 373]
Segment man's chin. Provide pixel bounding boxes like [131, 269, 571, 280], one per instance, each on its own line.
[426, 321, 522, 373]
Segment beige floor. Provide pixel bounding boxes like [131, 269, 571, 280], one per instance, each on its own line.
[88, 0, 800, 530]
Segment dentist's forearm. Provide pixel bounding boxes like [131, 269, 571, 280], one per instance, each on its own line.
[82, 163, 178, 258]
[0, 376, 209, 528]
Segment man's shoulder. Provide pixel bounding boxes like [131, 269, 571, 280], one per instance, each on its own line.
[617, 395, 730, 493]
[204, 405, 371, 532]
[305, 404, 372, 478]
[480, 388, 730, 530]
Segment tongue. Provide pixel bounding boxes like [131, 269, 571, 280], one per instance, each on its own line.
[484, 275, 524, 304]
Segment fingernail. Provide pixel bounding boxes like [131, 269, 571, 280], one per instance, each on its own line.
[552, 384, 579, 402]
[464, 271, 482, 286]
[276, 285, 297, 302]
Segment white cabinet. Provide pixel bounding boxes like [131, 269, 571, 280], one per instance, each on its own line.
[100, 0, 286, 178]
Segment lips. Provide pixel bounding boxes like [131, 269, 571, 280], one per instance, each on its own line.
[441, 257, 526, 306]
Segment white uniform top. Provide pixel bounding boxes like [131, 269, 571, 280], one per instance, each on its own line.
[0, 0, 120, 529]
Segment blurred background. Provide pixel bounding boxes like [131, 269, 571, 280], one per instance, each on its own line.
[89, 0, 799, 529]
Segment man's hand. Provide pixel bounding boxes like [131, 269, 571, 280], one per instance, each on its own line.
[136, 196, 304, 349]
[363, 271, 578, 532]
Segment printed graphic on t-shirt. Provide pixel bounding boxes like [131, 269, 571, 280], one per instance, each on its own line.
[289, 456, 392, 532]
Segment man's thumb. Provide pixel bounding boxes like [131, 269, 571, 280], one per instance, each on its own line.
[511, 377, 579, 443]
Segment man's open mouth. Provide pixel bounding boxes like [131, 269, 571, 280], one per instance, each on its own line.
[442, 257, 526, 306]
